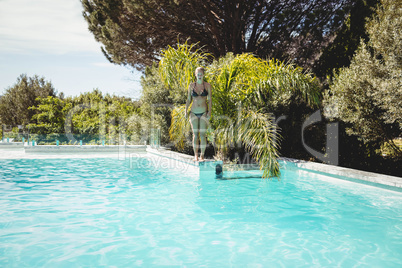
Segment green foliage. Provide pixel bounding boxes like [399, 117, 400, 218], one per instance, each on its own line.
[159, 42, 210, 104]
[207, 53, 320, 109]
[126, 113, 147, 144]
[28, 96, 70, 135]
[0, 74, 142, 145]
[208, 53, 320, 177]
[82, 0, 355, 70]
[135, 64, 175, 145]
[0, 74, 56, 125]
[160, 45, 320, 178]
[315, 0, 380, 79]
[69, 90, 139, 143]
[169, 105, 191, 150]
[27, 89, 140, 144]
[1, 127, 21, 141]
[324, 0, 402, 156]
[237, 110, 280, 177]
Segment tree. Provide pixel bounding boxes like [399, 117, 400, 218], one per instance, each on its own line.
[314, 0, 379, 79]
[26, 89, 140, 144]
[81, 0, 354, 70]
[67, 89, 139, 143]
[160, 43, 320, 177]
[324, 0, 402, 156]
[28, 96, 71, 135]
[0, 74, 56, 126]
[136, 64, 174, 144]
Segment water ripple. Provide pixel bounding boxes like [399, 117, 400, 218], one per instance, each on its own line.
[0, 158, 402, 267]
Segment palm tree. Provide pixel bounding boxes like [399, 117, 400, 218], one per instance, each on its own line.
[159, 41, 210, 104]
[159, 43, 320, 178]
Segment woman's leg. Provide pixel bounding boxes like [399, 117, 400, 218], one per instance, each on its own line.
[189, 113, 200, 160]
[199, 114, 209, 160]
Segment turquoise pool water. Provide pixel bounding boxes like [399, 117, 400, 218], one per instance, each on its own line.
[1, 156, 402, 267]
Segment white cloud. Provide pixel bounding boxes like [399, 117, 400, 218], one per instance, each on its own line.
[0, 0, 101, 54]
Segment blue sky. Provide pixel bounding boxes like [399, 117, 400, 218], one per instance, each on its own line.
[0, 0, 143, 99]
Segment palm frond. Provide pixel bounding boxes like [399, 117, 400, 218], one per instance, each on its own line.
[159, 41, 210, 94]
[169, 105, 191, 149]
[213, 115, 237, 154]
[237, 110, 281, 178]
[244, 59, 321, 107]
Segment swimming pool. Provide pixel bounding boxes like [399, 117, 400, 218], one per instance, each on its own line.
[1, 155, 402, 267]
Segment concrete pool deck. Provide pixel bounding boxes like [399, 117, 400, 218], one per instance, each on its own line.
[0, 144, 401, 190]
[24, 144, 148, 154]
[0, 144, 148, 159]
[146, 147, 223, 173]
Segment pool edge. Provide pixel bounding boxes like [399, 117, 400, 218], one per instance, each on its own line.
[279, 157, 402, 191]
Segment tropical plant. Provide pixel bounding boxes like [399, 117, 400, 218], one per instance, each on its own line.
[161, 43, 320, 178]
[159, 41, 210, 104]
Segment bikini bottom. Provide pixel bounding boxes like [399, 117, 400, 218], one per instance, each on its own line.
[191, 111, 206, 119]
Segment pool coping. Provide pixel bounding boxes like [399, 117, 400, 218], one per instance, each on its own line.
[24, 144, 147, 153]
[279, 157, 402, 191]
[0, 142, 24, 148]
[145, 147, 223, 173]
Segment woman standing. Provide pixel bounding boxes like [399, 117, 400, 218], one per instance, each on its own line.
[185, 67, 212, 161]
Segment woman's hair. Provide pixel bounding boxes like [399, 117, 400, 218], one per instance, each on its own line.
[195, 67, 205, 75]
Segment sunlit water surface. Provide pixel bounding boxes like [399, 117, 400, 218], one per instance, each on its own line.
[1, 156, 402, 267]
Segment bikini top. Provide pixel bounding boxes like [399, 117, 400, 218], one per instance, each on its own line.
[191, 82, 208, 97]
